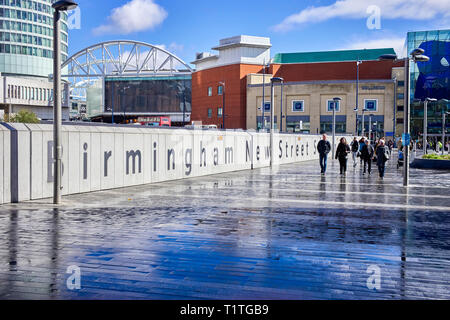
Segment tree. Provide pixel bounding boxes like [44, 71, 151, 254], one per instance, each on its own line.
[3, 110, 40, 123]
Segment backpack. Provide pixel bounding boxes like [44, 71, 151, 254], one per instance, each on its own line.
[384, 148, 390, 161]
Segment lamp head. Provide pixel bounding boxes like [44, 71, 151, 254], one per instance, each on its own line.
[379, 54, 397, 61]
[52, 0, 78, 11]
[410, 48, 425, 56]
[413, 54, 430, 62]
[426, 98, 437, 102]
[333, 97, 341, 102]
[271, 77, 284, 83]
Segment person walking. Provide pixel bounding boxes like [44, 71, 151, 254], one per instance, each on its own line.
[335, 137, 351, 175]
[376, 139, 389, 178]
[358, 137, 366, 165]
[350, 137, 359, 167]
[317, 134, 331, 175]
[361, 140, 374, 175]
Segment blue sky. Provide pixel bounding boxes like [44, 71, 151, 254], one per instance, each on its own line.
[67, 0, 450, 66]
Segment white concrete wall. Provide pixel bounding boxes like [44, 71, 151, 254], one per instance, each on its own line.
[0, 123, 356, 204]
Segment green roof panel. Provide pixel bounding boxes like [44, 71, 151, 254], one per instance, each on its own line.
[272, 48, 396, 64]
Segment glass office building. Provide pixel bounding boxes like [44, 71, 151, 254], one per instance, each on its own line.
[408, 29, 450, 138]
[0, 0, 69, 78]
[99, 76, 192, 125]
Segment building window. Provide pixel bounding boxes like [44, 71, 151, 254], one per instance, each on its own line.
[397, 105, 404, 112]
[397, 118, 404, 124]
[321, 122, 346, 134]
[207, 87, 212, 97]
[218, 86, 223, 95]
[218, 107, 223, 117]
[364, 99, 378, 112]
[397, 81, 405, 87]
[397, 93, 404, 100]
[292, 100, 304, 112]
[327, 100, 340, 112]
[207, 108, 212, 118]
[263, 102, 271, 111]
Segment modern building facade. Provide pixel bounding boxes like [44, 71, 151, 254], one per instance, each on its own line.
[191, 35, 271, 129]
[246, 48, 403, 140]
[0, 0, 70, 119]
[62, 40, 193, 126]
[191, 36, 404, 139]
[407, 29, 450, 140]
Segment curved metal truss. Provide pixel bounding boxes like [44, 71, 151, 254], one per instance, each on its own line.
[62, 40, 194, 102]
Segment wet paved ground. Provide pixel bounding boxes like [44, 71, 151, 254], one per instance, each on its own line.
[1, 152, 450, 300]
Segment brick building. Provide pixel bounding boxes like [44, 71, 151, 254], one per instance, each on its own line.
[191, 35, 405, 140]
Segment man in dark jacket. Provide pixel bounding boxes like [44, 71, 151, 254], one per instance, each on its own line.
[317, 134, 331, 175]
[361, 140, 374, 175]
[376, 140, 389, 178]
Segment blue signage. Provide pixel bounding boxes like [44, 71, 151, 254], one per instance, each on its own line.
[402, 133, 410, 146]
[385, 132, 394, 137]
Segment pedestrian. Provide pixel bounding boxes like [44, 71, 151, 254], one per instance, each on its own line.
[350, 137, 359, 167]
[397, 138, 403, 151]
[317, 134, 331, 175]
[387, 140, 394, 154]
[438, 140, 443, 152]
[335, 137, 351, 175]
[376, 139, 389, 178]
[358, 137, 366, 165]
[361, 140, 374, 175]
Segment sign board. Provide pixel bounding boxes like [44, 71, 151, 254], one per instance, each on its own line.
[402, 133, 410, 146]
[385, 132, 394, 137]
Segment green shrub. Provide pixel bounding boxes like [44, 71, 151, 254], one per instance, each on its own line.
[3, 110, 40, 123]
[423, 154, 450, 160]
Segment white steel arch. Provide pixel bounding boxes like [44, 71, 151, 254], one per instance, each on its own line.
[62, 40, 194, 104]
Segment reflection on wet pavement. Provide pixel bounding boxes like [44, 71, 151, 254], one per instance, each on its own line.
[1, 156, 449, 300]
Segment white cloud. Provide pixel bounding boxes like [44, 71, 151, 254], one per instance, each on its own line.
[93, 0, 168, 35]
[273, 0, 450, 32]
[342, 37, 407, 57]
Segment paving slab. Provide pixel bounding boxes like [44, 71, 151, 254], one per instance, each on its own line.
[0, 154, 449, 300]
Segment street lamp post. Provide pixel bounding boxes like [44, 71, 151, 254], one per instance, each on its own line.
[355, 60, 362, 135]
[332, 97, 341, 160]
[262, 60, 267, 131]
[440, 99, 450, 155]
[379, 48, 430, 187]
[219, 81, 225, 129]
[270, 77, 283, 167]
[279, 79, 284, 132]
[393, 77, 397, 141]
[424, 97, 437, 154]
[369, 114, 374, 141]
[52, 0, 78, 205]
[361, 108, 367, 138]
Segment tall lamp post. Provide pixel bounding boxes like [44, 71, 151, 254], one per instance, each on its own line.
[355, 59, 363, 135]
[270, 77, 283, 167]
[279, 78, 284, 132]
[361, 107, 368, 138]
[332, 97, 341, 160]
[380, 48, 430, 187]
[219, 81, 225, 129]
[439, 99, 449, 155]
[369, 114, 374, 141]
[52, 0, 78, 205]
[423, 97, 437, 154]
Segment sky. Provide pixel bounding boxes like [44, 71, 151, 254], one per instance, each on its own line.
[67, 0, 450, 67]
